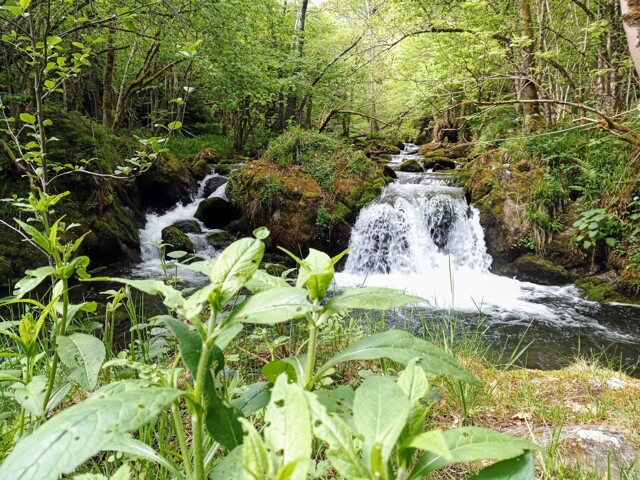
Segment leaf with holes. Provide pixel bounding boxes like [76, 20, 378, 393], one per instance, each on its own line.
[0, 381, 181, 480]
[468, 452, 535, 480]
[57, 333, 105, 391]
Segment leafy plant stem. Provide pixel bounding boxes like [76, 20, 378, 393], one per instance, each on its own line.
[171, 400, 192, 477]
[43, 277, 69, 411]
[304, 309, 319, 390]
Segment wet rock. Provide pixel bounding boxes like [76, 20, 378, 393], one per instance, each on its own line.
[172, 220, 201, 234]
[418, 142, 444, 155]
[364, 143, 401, 156]
[206, 230, 233, 249]
[503, 254, 575, 285]
[398, 159, 423, 172]
[161, 226, 194, 253]
[405, 146, 420, 155]
[195, 197, 242, 229]
[447, 143, 472, 159]
[137, 153, 196, 211]
[424, 158, 456, 171]
[195, 147, 221, 164]
[382, 165, 397, 179]
[203, 175, 228, 198]
[421, 148, 447, 158]
[503, 425, 639, 479]
[192, 159, 211, 180]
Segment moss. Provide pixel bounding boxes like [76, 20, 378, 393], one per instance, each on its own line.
[161, 226, 194, 254]
[575, 277, 635, 304]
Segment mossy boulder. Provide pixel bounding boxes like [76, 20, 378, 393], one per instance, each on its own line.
[418, 142, 444, 155]
[192, 159, 211, 180]
[194, 147, 221, 164]
[227, 129, 390, 255]
[398, 159, 423, 172]
[424, 158, 457, 171]
[206, 231, 233, 249]
[161, 226, 194, 254]
[136, 153, 196, 211]
[172, 220, 201, 234]
[421, 148, 447, 158]
[195, 197, 241, 229]
[501, 255, 575, 285]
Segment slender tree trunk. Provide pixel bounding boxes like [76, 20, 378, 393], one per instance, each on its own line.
[102, 26, 115, 129]
[365, 0, 379, 134]
[621, 0, 640, 77]
[518, 0, 543, 131]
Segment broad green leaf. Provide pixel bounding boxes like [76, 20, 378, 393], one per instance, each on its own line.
[57, 333, 105, 391]
[315, 330, 480, 386]
[106, 278, 185, 315]
[73, 463, 130, 479]
[245, 269, 291, 293]
[314, 385, 355, 419]
[406, 430, 451, 460]
[408, 427, 540, 479]
[262, 355, 307, 385]
[206, 390, 244, 451]
[264, 376, 312, 480]
[468, 452, 535, 480]
[19, 112, 36, 124]
[325, 287, 424, 313]
[232, 381, 271, 415]
[305, 391, 368, 479]
[46, 381, 72, 412]
[397, 358, 429, 403]
[162, 317, 224, 377]
[240, 418, 272, 479]
[60, 301, 97, 328]
[103, 434, 184, 479]
[13, 265, 55, 299]
[210, 237, 265, 309]
[12, 375, 47, 417]
[0, 382, 181, 480]
[212, 445, 244, 480]
[280, 247, 339, 302]
[227, 287, 312, 325]
[354, 376, 411, 465]
[167, 121, 183, 130]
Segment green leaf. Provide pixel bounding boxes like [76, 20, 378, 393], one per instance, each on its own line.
[167, 121, 183, 130]
[212, 445, 244, 480]
[407, 430, 452, 460]
[408, 427, 540, 479]
[468, 452, 535, 480]
[103, 434, 184, 479]
[316, 330, 480, 386]
[13, 265, 55, 299]
[227, 287, 312, 325]
[245, 269, 290, 293]
[19, 112, 36, 124]
[0, 382, 181, 480]
[264, 376, 312, 479]
[162, 317, 224, 377]
[240, 418, 272, 479]
[397, 358, 429, 404]
[206, 391, 245, 451]
[12, 375, 47, 417]
[262, 355, 307, 384]
[305, 391, 368, 478]
[57, 333, 105, 391]
[210, 237, 265, 309]
[325, 287, 424, 312]
[232, 381, 271, 415]
[354, 376, 411, 466]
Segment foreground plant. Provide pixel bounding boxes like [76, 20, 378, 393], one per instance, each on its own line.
[0, 228, 539, 479]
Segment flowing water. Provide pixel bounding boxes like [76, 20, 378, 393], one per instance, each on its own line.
[336, 145, 640, 372]
[131, 147, 640, 372]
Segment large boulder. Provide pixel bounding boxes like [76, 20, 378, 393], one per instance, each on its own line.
[161, 226, 194, 253]
[136, 153, 196, 211]
[206, 231, 233, 249]
[202, 175, 228, 198]
[195, 197, 242, 229]
[424, 158, 456, 171]
[172, 220, 202, 234]
[502, 254, 575, 285]
[194, 147, 221, 164]
[398, 160, 423, 172]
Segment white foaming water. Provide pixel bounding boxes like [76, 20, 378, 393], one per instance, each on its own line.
[134, 170, 228, 278]
[336, 145, 592, 319]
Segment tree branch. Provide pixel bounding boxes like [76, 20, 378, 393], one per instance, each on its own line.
[318, 109, 389, 133]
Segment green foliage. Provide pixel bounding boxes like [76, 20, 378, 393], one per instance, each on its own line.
[264, 127, 343, 168]
[168, 134, 233, 159]
[573, 208, 622, 251]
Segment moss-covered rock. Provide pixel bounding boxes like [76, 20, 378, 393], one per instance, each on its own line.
[172, 220, 202, 234]
[194, 147, 221, 164]
[501, 255, 575, 285]
[398, 160, 423, 172]
[161, 226, 194, 254]
[195, 197, 242, 229]
[424, 158, 457, 171]
[136, 153, 195, 211]
[206, 231, 233, 249]
[192, 159, 211, 180]
[227, 130, 390, 255]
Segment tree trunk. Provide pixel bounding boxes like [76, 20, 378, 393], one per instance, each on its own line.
[518, 0, 543, 131]
[621, 1, 640, 78]
[365, 0, 379, 134]
[102, 26, 115, 129]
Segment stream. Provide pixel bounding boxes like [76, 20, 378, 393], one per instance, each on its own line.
[131, 145, 640, 372]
